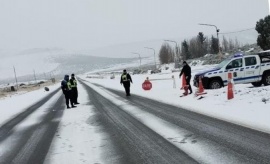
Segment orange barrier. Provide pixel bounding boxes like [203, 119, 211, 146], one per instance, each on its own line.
[183, 85, 189, 95]
[196, 76, 207, 96]
[180, 73, 186, 90]
[227, 72, 234, 100]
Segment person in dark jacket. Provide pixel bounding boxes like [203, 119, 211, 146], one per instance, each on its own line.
[120, 69, 133, 96]
[70, 73, 79, 104]
[179, 61, 192, 94]
[61, 75, 76, 108]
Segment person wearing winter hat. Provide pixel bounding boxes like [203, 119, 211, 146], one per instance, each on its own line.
[70, 73, 79, 104]
[179, 61, 192, 94]
[120, 69, 133, 96]
[61, 75, 76, 108]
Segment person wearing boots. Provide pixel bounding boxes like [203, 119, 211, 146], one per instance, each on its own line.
[120, 69, 133, 96]
[70, 73, 79, 104]
[61, 75, 76, 108]
[179, 61, 193, 94]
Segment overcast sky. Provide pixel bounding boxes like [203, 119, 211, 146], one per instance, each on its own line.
[0, 0, 269, 51]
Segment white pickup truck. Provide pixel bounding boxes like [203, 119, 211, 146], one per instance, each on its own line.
[193, 50, 270, 89]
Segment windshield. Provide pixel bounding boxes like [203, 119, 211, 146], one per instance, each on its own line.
[215, 59, 231, 68]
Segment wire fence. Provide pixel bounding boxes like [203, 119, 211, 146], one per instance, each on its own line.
[0, 66, 57, 92]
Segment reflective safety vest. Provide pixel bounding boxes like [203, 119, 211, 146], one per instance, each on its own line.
[70, 79, 77, 88]
[70, 83, 76, 88]
[121, 74, 128, 81]
[67, 81, 72, 90]
[73, 79, 77, 87]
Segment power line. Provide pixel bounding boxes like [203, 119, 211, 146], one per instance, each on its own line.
[219, 27, 255, 34]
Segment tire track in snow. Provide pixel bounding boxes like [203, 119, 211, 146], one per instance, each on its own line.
[80, 80, 198, 164]
[0, 88, 60, 143]
[0, 90, 65, 164]
[98, 84, 270, 164]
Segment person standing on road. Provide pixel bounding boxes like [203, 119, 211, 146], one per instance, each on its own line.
[61, 75, 76, 108]
[179, 61, 193, 94]
[120, 69, 133, 96]
[70, 73, 79, 104]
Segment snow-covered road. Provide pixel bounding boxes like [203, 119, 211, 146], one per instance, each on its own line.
[78, 80, 270, 164]
[0, 78, 270, 164]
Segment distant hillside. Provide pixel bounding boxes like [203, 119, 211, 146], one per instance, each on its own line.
[73, 29, 259, 58]
[0, 49, 136, 84]
[0, 29, 259, 84]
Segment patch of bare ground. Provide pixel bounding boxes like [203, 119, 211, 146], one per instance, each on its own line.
[0, 80, 59, 99]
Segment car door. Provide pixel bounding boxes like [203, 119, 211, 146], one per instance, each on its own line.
[224, 58, 244, 84]
[243, 56, 260, 83]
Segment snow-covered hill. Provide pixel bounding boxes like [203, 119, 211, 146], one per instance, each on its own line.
[0, 28, 258, 84]
[0, 48, 137, 84]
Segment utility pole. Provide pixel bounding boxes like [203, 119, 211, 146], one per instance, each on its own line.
[13, 66, 18, 91]
[131, 52, 142, 70]
[144, 47, 157, 69]
[33, 70, 37, 85]
[44, 72, 47, 80]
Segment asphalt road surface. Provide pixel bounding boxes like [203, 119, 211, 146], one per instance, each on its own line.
[0, 88, 63, 164]
[0, 80, 270, 164]
[81, 81, 270, 164]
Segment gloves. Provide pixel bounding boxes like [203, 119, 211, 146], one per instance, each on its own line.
[120, 82, 122, 85]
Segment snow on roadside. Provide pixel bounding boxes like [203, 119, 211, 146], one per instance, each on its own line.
[0, 61, 269, 163]
[0, 91, 63, 162]
[79, 65, 270, 134]
[44, 83, 113, 164]
[0, 83, 60, 127]
[82, 81, 248, 164]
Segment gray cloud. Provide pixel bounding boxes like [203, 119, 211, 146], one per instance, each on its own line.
[0, 0, 268, 51]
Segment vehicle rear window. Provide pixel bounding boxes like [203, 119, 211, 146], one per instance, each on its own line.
[245, 57, 257, 66]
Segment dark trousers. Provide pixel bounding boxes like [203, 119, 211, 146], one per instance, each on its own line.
[72, 88, 78, 103]
[186, 76, 192, 93]
[64, 91, 74, 107]
[123, 82, 130, 96]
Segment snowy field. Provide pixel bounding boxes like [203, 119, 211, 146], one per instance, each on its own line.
[80, 64, 270, 135]
[0, 83, 61, 127]
[1, 63, 270, 163]
[1, 62, 270, 134]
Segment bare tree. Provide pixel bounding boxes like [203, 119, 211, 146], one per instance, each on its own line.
[197, 32, 207, 57]
[181, 40, 190, 60]
[210, 35, 219, 54]
[234, 37, 240, 49]
[159, 43, 174, 64]
[189, 37, 199, 58]
[204, 37, 211, 54]
[229, 38, 235, 52]
[222, 36, 229, 52]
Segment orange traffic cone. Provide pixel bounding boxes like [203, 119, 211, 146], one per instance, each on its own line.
[196, 76, 207, 96]
[227, 73, 234, 100]
[180, 73, 186, 90]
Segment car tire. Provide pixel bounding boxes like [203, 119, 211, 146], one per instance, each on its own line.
[262, 73, 270, 86]
[208, 79, 222, 89]
[251, 81, 262, 87]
